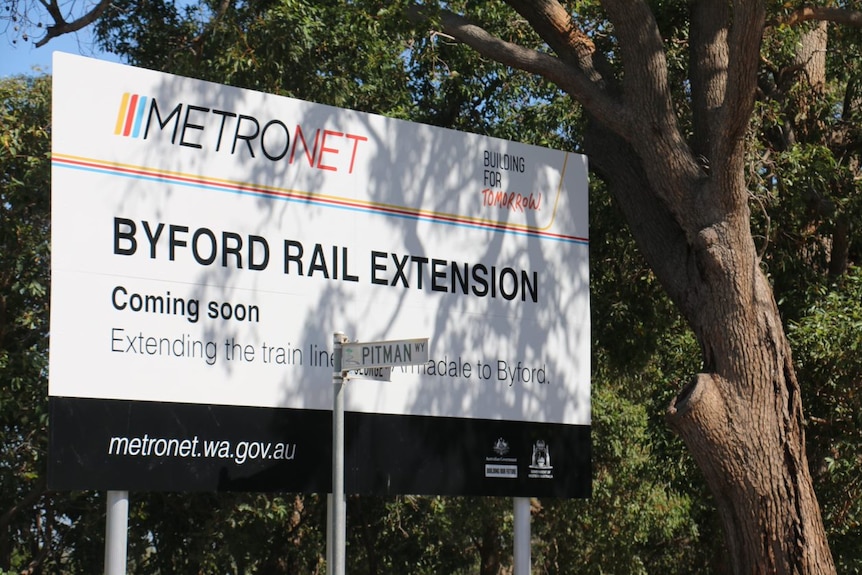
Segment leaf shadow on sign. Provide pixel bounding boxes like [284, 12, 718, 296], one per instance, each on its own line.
[274, 103, 591, 495]
[338, 110, 591, 425]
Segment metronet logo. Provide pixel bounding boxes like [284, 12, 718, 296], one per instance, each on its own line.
[115, 93, 149, 138]
[111, 91, 368, 174]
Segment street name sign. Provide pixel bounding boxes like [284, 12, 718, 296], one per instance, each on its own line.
[346, 367, 392, 382]
[342, 338, 429, 370]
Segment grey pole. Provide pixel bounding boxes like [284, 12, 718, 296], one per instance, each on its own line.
[104, 490, 129, 575]
[326, 493, 333, 575]
[513, 497, 531, 575]
[331, 332, 348, 575]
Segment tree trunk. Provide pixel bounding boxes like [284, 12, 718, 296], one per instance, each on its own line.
[431, 2, 840, 572]
[478, 518, 502, 575]
[576, 4, 838, 570]
[584, 118, 836, 574]
[665, 275, 833, 574]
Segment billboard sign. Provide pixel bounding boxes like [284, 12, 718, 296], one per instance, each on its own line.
[49, 53, 591, 497]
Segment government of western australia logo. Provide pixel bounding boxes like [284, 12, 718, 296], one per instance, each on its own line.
[485, 437, 517, 479]
[528, 439, 553, 479]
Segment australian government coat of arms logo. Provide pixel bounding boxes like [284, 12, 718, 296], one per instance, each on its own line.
[485, 438, 518, 478]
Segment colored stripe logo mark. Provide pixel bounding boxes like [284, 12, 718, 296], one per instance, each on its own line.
[114, 93, 149, 138]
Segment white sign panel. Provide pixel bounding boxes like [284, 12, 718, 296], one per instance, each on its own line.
[49, 53, 590, 428]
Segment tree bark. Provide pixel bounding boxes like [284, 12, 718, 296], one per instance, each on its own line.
[665, 278, 833, 574]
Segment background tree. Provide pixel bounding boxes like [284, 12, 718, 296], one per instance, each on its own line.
[1, 73, 54, 574]
[410, 3, 862, 573]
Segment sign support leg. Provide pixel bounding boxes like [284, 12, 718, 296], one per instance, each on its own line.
[513, 496, 531, 575]
[104, 490, 129, 575]
[331, 332, 348, 575]
[325, 493, 333, 575]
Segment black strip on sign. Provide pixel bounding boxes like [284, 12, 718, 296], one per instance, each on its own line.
[49, 397, 590, 498]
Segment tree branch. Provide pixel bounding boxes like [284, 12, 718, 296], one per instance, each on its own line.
[689, 1, 730, 161]
[504, 0, 597, 73]
[0, 478, 47, 534]
[34, 0, 113, 47]
[715, 0, 765, 183]
[407, 4, 632, 139]
[597, 0, 703, 221]
[601, 0, 675, 122]
[774, 5, 862, 29]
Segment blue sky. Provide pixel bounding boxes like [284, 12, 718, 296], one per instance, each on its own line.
[1, 29, 117, 78]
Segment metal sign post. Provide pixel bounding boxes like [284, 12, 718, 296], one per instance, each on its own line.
[514, 497, 531, 575]
[104, 490, 129, 575]
[331, 333, 348, 575]
[328, 333, 429, 575]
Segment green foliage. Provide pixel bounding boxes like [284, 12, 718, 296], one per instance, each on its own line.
[751, 142, 861, 300]
[787, 270, 862, 574]
[530, 380, 707, 575]
[94, 0, 417, 116]
[349, 495, 500, 574]
[0, 73, 53, 573]
[122, 492, 327, 574]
